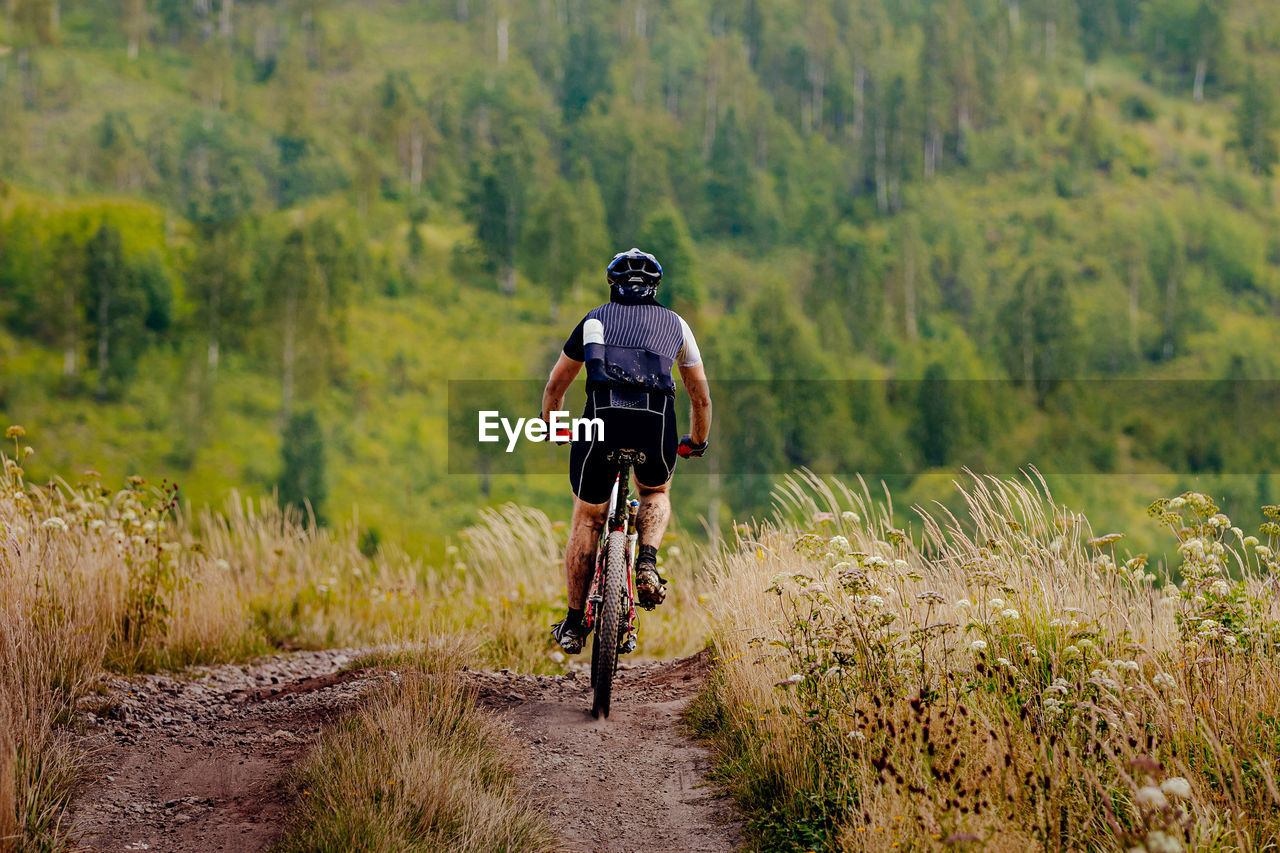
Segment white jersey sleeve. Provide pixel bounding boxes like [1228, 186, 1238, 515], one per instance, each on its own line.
[676, 315, 702, 367]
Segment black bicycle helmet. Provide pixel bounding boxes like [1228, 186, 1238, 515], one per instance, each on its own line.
[606, 248, 662, 302]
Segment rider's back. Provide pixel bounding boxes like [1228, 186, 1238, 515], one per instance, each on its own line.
[565, 299, 700, 395]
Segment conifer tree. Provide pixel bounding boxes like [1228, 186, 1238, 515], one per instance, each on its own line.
[1235, 65, 1279, 176]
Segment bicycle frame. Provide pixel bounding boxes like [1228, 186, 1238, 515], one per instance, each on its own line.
[584, 452, 640, 654]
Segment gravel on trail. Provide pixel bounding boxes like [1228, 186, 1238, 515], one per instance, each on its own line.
[69, 649, 389, 852]
[69, 649, 740, 853]
[472, 651, 742, 853]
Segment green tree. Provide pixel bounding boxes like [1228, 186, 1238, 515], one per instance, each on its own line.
[637, 202, 704, 315]
[1143, 0, 1227, 100]
[521, 166, 608, 311]
[705, 107, 756, 238]
[996, 261, 1081, 404]
[84, 225, 170, 398]
[278, 410, 327, 524]
[1235, 66, 1279, 176]
[151, 112, 265, 225]
[809, 220, 888, 352]
[189, 224, 253, 373]
[88, 111, 147, 192]
[912, 361, 960, 468]
[0, 80, 27, 175]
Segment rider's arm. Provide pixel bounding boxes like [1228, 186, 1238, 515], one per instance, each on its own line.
[678, 361, 712, 445]
[542, 352, 583, 424]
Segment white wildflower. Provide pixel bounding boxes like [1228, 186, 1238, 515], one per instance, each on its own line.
[1001, 608, 1020, 620]
[863, 595, 885, 608]
[41, 517, 68, 532]
[1135, 786, 1169, 810]
[827, 535, 852, 555]
[1243, 535, 1259, 547]
[1160, 777, 1192, 799]
[967, 640, 987, 653]
[1145, 830, 1183, 853]
[987, 598, 1006, 610]
[549, 650, 566, 664]
[1151, 672, 1176, 690]
[955, 598, 973, 609]
[841, 511, 861, 525]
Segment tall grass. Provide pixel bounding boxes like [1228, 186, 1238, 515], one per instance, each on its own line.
[695, 469, 1280, 852]
[273, 651, 555, 853]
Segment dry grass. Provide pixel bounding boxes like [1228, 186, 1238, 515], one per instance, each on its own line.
[273, 652, 555, 853]
[695, 470, 1280, 852]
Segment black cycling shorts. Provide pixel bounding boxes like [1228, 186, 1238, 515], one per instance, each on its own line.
[569, 387, 678, 504]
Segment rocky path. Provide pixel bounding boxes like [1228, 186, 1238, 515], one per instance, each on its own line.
[473, 652, 741, 853]
[69, 650, 739, 853]
[69, 649, 390, 852]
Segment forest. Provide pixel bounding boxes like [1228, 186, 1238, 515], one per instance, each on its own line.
[2, 0, 1279, 555]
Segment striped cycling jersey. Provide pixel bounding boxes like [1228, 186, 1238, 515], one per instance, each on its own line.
[562, 299, 702, 395]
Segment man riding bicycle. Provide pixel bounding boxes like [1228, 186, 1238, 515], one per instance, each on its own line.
[541, 248, 712, 655]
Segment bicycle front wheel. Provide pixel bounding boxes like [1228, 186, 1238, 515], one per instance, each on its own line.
[591, 529, 627, 719]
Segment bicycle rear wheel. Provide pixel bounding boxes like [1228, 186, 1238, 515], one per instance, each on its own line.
[591, 529, 627, 719]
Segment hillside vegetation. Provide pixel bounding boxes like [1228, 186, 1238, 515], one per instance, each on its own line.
[2, 0, 1280, 552]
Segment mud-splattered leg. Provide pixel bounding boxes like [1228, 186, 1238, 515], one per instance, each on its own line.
[565, 497, 608, 609]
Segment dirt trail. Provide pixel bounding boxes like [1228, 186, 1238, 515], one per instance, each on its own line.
[69, 649, 388, 852]
[69, 651, 739, 853]
[473, 652, 741, 853]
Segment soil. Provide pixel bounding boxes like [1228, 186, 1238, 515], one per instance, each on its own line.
[68, 650, 740, 853]
[473, 651, 742, 853]
[68, 649, 389, 852]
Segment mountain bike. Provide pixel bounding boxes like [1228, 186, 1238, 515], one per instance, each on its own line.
[584, 449, 642, 719]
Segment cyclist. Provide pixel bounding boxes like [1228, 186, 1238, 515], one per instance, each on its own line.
[541, 248, 712, 655]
